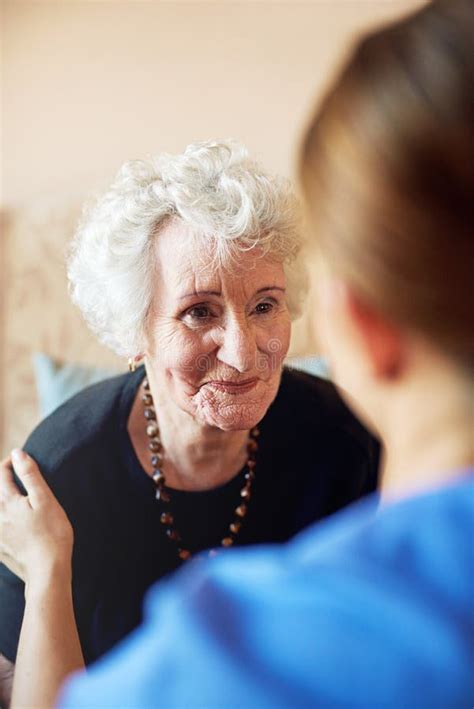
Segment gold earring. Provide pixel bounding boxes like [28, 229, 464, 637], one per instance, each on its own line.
[128, 357, 136, 373]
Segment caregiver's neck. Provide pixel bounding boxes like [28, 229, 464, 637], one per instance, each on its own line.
[379, 346, 473, 503]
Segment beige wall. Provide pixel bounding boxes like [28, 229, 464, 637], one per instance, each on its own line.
[3, 0, 424, 208]
[1, 0, 425, 454]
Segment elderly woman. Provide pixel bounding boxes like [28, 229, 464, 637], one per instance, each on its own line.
[0, 140, 378, 702]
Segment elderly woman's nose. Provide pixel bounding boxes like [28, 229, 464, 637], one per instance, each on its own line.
[216, 319, 257, 372]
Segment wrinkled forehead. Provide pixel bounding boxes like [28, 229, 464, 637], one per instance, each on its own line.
[151, 217, 285, 298]
[152, 217, 215, 280]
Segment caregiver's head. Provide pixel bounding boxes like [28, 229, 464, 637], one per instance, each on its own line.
[299, 0, 473, 439]
[69, 140, 305, 430]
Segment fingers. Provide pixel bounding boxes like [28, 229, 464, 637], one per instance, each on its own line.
[0, 457, 19, 501]
[10, 450, 52, 509]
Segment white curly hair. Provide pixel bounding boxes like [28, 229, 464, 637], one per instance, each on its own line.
[68, 140, 308, 357]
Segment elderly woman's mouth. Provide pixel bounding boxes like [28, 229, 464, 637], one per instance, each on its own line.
[204, 378, 259, 394]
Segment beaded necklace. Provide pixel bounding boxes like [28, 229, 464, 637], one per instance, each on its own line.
[142, 377, 259, 560]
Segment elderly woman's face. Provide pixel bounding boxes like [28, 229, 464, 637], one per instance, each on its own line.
[145, 220, 291, 430]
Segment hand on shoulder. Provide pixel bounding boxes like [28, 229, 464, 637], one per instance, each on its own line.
[0, 450, 73, 588]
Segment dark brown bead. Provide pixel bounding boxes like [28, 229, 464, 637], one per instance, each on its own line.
[160, 512, 174, 525]
[235, 504, 247, 518]
[142, 393, 153, 406]
[143, 379, 150, 390]
[152, 470, 165, 484]
[222, 537, 233, 547]
[149, 440, 161, 452]
[229, 522, 241, 534]
[251, 427, 260, 437]
[240, 487, 251, 500]
[247, 439, 258, 452]
[247, 459, 256, 470]
[166, 528, 180, 541]
[144, 408, 156, 420]
[151, 453, 163, 466]
[179, 549, 191, 560]
[146, 423, 159, 438]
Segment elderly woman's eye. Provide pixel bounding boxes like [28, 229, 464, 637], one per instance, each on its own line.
[255, 301, 275, 315]
[186, 305, 212, 320]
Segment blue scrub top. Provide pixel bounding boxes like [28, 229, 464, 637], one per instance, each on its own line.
[59, 475, 474, 708]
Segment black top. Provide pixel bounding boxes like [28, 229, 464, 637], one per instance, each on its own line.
[0, 367, 379, 665]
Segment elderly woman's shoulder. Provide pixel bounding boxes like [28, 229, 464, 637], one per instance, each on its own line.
[278, 366, 346, 416]
[275, 367, 377, 454]
[280, 365, 336, 404]
[23, 370, 134, 482]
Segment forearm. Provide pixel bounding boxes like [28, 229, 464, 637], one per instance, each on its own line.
[11, 563, 85, 709]
[0, 654, 14, 708]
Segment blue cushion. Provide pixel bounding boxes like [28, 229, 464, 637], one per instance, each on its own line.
[33, 353, 120, 418]
[285, 355, 330, 379]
